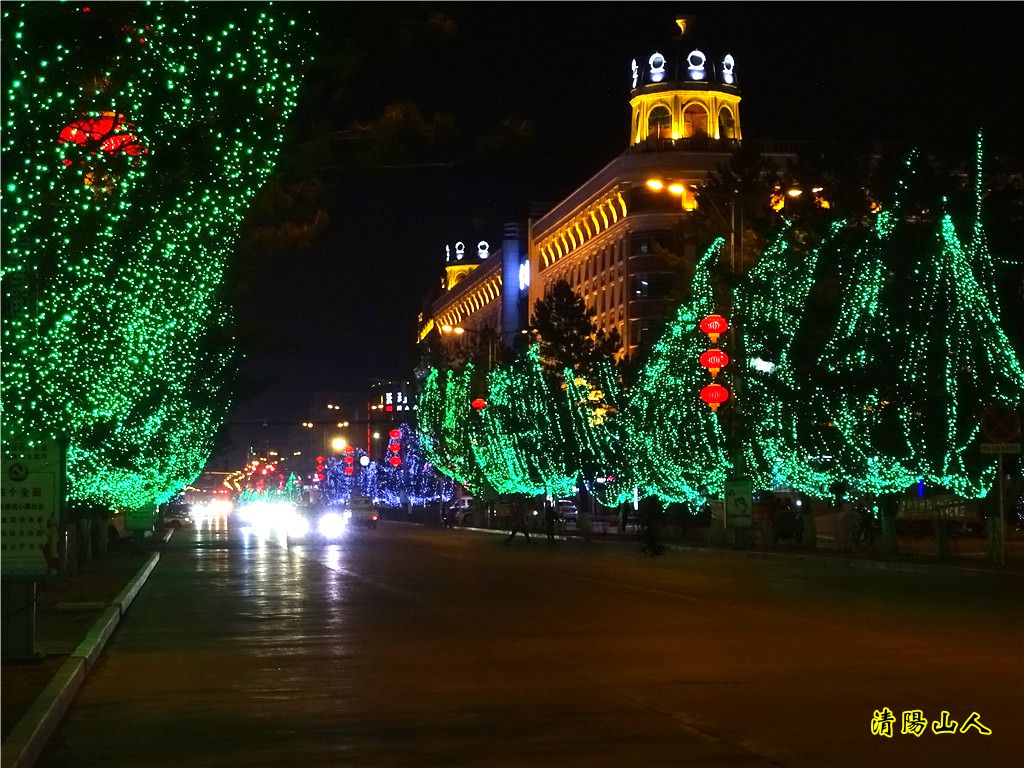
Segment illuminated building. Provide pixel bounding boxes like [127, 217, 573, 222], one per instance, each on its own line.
[421, 16, 796, 358]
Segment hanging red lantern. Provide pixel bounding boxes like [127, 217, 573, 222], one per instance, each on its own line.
[389, 456, 402, 467]
[389, 443, 401, 452]
[699, 348, 730, 379]
[343, 467, 354, 476]
[700, 383, 730, 412]
[699, 314, 729, 344]
[471, 398, 487, 411]
[389, 429, 401, 439]
[58, 112, 148, 156]
[344, 445, 354, 454]
[315, 456, 325, 464]
[344, 456, 354, 464]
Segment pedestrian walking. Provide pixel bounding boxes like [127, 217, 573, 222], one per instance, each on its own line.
[544, 500, 558, 542]
[505, 499, 530, 544]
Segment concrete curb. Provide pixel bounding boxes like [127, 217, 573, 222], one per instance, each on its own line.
[0, 535, 169, 768]
[408, 520, 1012, 577]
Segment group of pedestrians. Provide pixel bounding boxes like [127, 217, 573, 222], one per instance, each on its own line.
[504, 499, 561, 543]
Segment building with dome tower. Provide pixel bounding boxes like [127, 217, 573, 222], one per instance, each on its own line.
[419, 15, 796, 360]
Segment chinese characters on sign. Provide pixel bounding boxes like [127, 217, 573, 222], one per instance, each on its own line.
[1, 441, 63, 577]
[871, 708, 992, 737]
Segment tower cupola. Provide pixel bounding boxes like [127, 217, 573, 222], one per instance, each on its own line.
[628, 15, 742, 147]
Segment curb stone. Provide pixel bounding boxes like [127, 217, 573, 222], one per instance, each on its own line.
[0, 530, 171, 768]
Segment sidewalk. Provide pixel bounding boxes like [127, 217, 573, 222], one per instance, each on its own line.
[1, 529, 170, 768]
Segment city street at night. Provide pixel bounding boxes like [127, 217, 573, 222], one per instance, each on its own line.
[37, 519, 1023, 768]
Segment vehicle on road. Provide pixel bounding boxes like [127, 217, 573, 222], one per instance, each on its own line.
[448, 497, 475, 526]
[286, 505, 348, 544]
[347, 496, 379, 529]
[161, 504, 194, 529]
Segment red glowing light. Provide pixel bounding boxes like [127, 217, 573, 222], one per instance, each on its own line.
[344, 467, 354, 476]
[700, 383, 730, 412]
[388, 456, 402, 467]
[471, 398, 487, 411]
[699, 315, 729, 344]
[344, 456, 354, 464]
[389, 429, 401, 439]
[58, 112, 148, 157]
[385, 405, 394, 412]
[699, 348, 730, 379]
[389, 443, 401, 452]
[315, 456, 324, 464]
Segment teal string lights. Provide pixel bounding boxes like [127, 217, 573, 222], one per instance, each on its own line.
[1, 4, 311, 510]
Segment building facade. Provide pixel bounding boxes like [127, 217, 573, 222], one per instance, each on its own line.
[420, 17, 795, 359]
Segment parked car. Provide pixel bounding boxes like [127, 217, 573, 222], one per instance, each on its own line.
[557, 500, 579, 528]
[160, 504, 194, 529]
[449, 497, 476, 526]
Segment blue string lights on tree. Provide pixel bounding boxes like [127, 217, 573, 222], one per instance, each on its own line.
[1, 3, 311, 510]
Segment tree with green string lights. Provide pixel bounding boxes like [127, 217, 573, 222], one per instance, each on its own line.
[1, 3, 311, 512]
[625, 238, 731, 507]
[737, 137, 1023, 503]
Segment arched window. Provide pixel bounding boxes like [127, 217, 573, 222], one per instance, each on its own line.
[682, 103, 708, 137]
[718, 107, 736, 140]
[647, 106, 671, 140]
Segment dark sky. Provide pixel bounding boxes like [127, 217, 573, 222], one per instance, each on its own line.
[216, 2, 1022, 464]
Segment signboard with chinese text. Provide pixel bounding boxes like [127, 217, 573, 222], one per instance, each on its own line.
[897, 495, 981, 523]
[1, 442, 63, 577]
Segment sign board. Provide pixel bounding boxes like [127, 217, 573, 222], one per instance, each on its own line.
[981, 404, 1021, 443]
[897, 494, 981, 523]
[1, 442, 63, 577]
[125, 507, 155, 532]
[724, 477, 753, 528]
[980, 443, 1021, 455]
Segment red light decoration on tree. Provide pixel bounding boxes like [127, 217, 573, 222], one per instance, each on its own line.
[699, 348, 730, 379]
[471, 398, 487, 411]
[389, 456, 402, 467]
[343, 456, 354, 464]
[388, 429, 401, 439]
[699, 314, 729, 344]
[700, 383, 730, 412]
[58, 112, 148, 157]
[315, 456, 325, 464]
[343, 467, 354, 476]
[389, 443, 401, 452]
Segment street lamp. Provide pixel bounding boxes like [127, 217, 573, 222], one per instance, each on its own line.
[330, 437, 347, 453]
[439, 324, 496, 367]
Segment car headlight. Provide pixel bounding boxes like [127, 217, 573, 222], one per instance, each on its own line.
[319, 512, 346, 539]
[287, 515, 310, 538]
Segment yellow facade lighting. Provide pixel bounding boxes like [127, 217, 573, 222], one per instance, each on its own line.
[667, 182, 685, 195]
[786, 188, 803, 198]
[453, 326, 466, 335]
[646, 178, 665, 191]
[440, 324, 454, 333]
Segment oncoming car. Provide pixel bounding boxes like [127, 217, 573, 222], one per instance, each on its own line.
[347, 496, 379, 529]
[285, 505, 348, 544]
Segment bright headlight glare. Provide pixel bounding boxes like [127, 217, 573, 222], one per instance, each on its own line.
[287, 515, 309, 538]
[319, 512, 346, 539]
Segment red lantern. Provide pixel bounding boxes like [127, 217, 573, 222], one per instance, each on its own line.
[388, 456, 402, 467]
[315, 456, 325, 464]
[344, 445, 354, 454]
[471, 398, 487, 411]
[343, 467, 354, 476]
[344, 456, 354, 464]
[389, 429, 401, 439]
[58, 112, 148, 156]
[700, 383, 730, 412]
[699, 348, 730, 379]
[389, 443, 401, 452]
[699, 314, 729, 344]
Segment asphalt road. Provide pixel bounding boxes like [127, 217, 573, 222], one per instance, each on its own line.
[38, 516, 1023, 767]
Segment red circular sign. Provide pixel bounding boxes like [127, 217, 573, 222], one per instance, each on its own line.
[981, 404, 1021, 443]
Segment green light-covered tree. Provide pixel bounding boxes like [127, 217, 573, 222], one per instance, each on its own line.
[1, 3, 311, 510]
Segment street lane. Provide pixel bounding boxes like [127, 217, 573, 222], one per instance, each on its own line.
[39, 519, 1023, 767]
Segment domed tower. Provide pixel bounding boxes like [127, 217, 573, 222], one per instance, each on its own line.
[628, 16, 741, 146]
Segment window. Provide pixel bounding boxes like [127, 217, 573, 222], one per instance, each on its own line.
[719, 107, 735, 140]
[647, 106, 671, 140]
[682, 103, 708, 137]
[631, 272, 674, 300]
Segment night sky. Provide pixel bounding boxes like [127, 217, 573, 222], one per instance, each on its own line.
[216, 2, 1023, 464]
